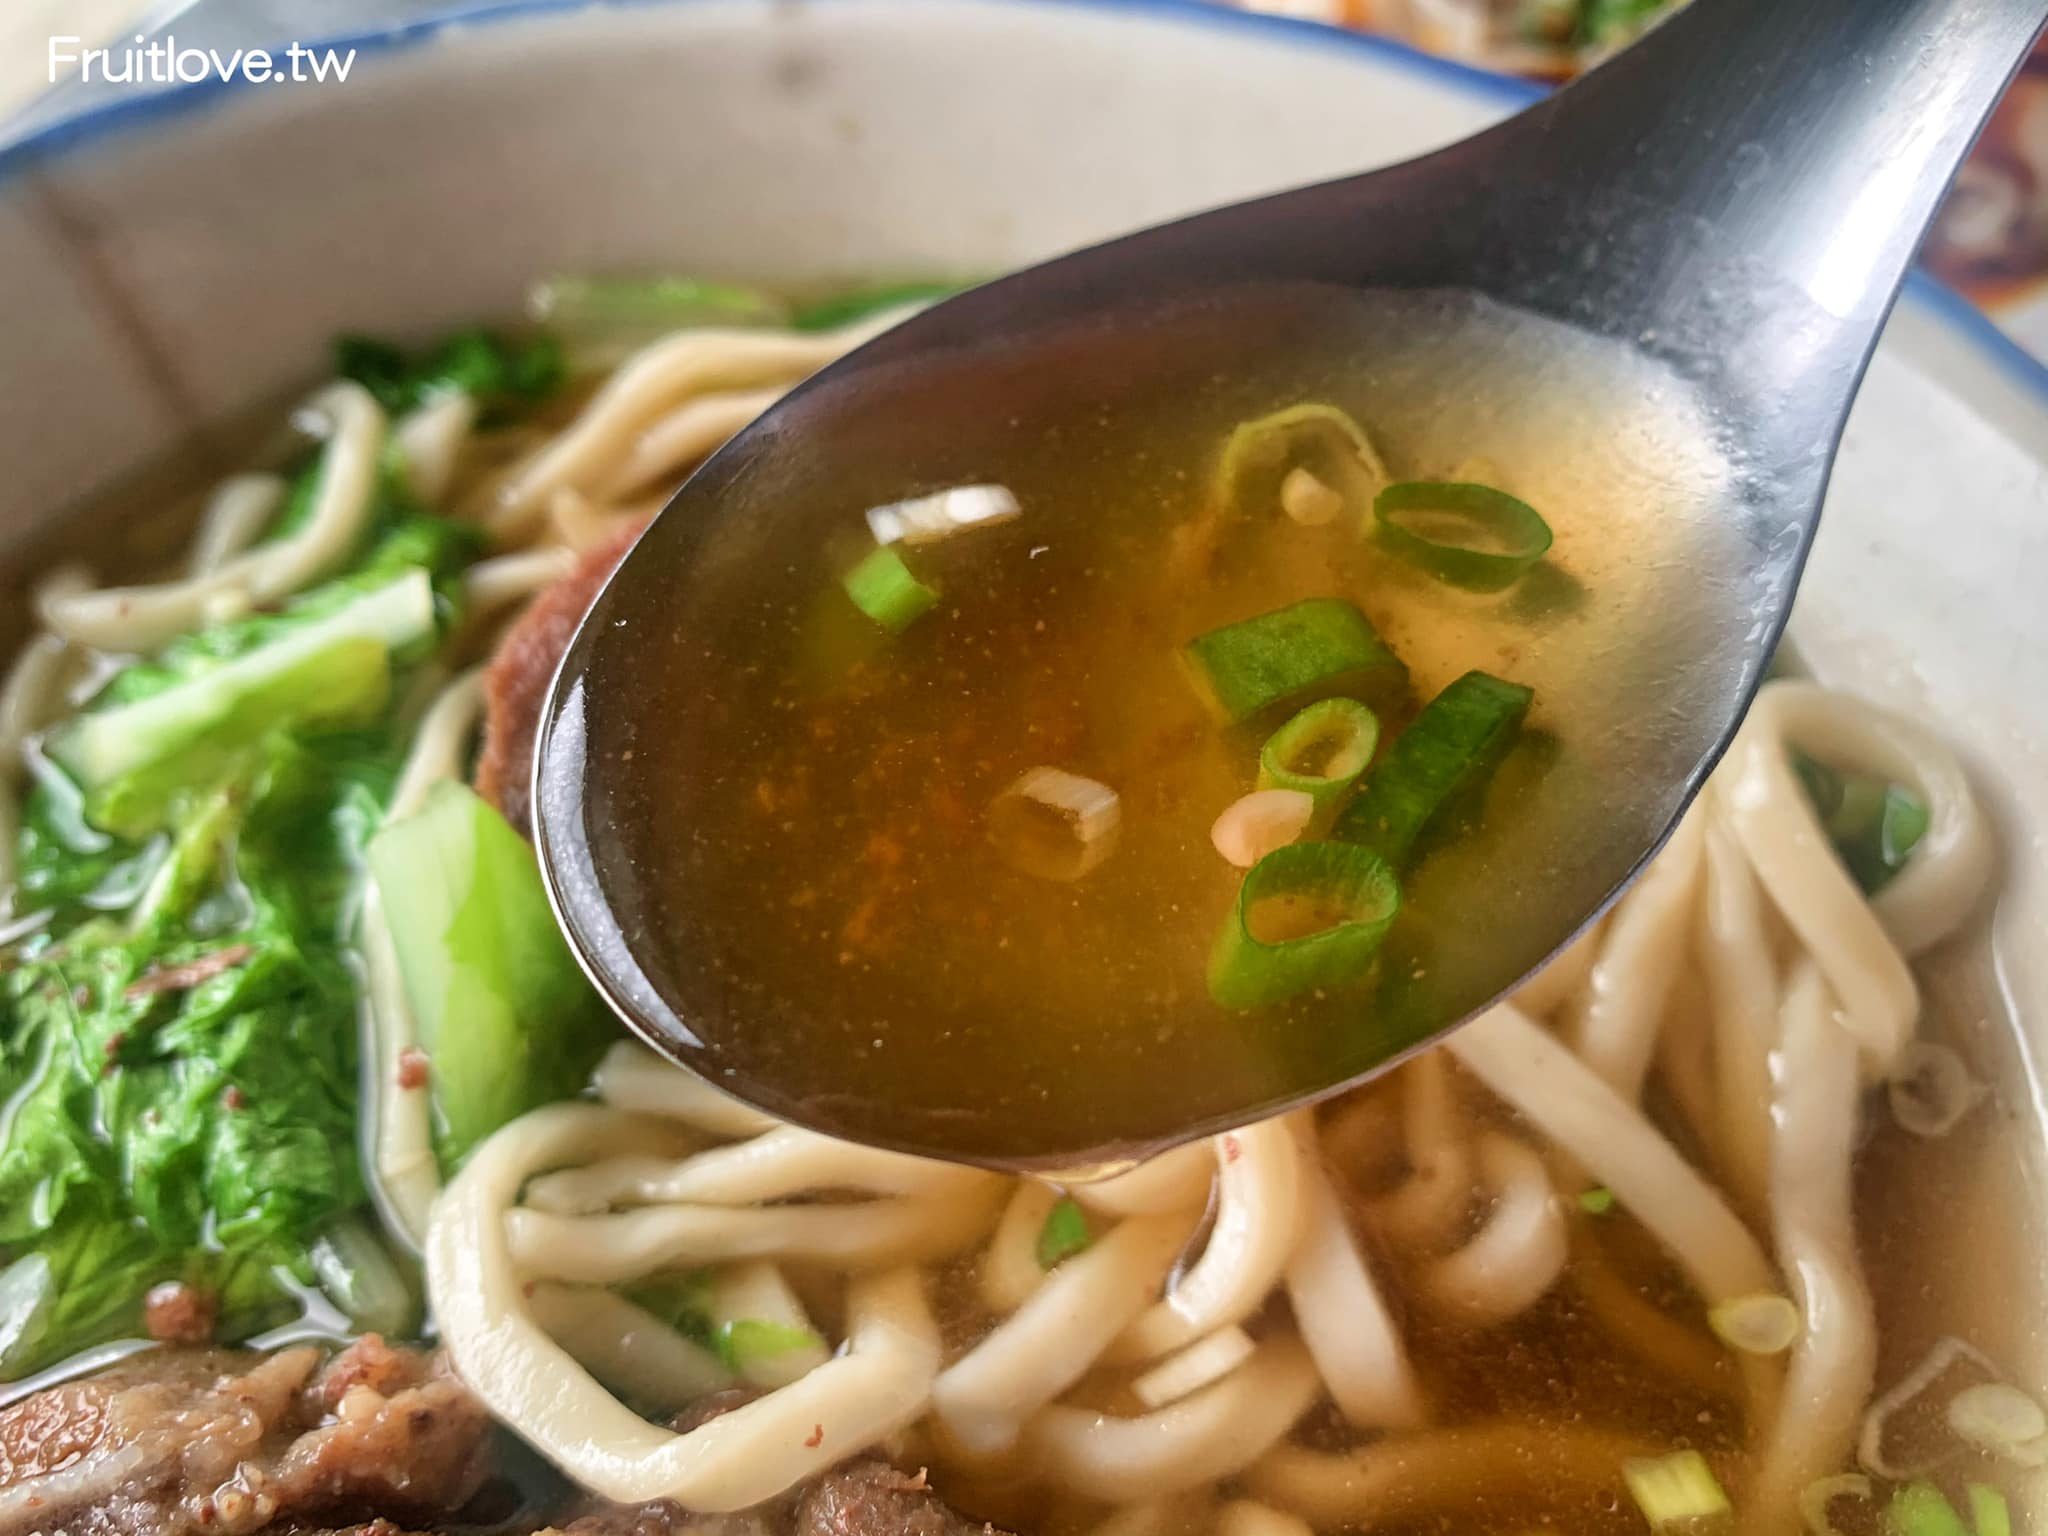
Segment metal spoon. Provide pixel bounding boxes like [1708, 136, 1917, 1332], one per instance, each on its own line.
[535, 0, 2047, 1167]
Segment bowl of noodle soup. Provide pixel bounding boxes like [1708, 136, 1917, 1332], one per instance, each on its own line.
[2, 4, 2047, 1536]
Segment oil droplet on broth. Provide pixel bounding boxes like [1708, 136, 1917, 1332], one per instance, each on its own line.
[571, 286, 1748, 1164]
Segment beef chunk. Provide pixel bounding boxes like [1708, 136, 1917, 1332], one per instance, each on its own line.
[0, 1340, 490, 1536]
[475, 519, 649, 836]
[794, 1461, 1000, 1536]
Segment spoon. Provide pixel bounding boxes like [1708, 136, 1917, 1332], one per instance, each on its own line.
[534, 0, 2048, 1168]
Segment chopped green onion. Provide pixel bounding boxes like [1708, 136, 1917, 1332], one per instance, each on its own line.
[1967, 1486, 2013, 1536]
[528, 274, 788, 361]
[1216, 402, 1388, 526]
[1182, 598, 1405, 727]
[1208, 841, 1401, 1010]
[1333, 670, 1533, 867]
[1373, 481, 1553, 591]
[1947, 1382, 2048, 1461]
[713, 1317, 828, 1374]
[1792, 753, 1930, 894]
[1800, 1474, 1874, 1536]
[793, 281, 962, 331]
[1578, 1187, 1616, 1216]
[1623, 1450, 1731, 1529]
[1708, 1293, 1801, 1355]
[1036, 1196, 1093, 1269]
[841, 547, 938, 634]
[1259, 699, 1380, 814]
[1888, 1482, 1971, 1536]
[989, 769, 1121, 882]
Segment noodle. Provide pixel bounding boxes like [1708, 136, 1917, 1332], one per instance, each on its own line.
[1, 284, 2013, 1536]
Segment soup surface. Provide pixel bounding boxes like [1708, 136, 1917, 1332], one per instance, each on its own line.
[558, 287, 1748, 1161]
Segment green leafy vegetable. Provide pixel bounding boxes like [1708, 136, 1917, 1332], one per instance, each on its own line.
[1036, 1196, 1093, 1268]
[1183, 598, 1406, 727]
[530, 274, 790, 358]
[337, 327, 564, 418]
[792, 281, 961, 331]
[1333, 670, 1532, 867]
[0, 734, 394, 1375]
[1792, 754, 1930, 894]
[49, 575, 432, 840]
[1209, 841, 1401, 1010]
[1578, 1187, 1616, 1215]
[366, 781, 615, 1168]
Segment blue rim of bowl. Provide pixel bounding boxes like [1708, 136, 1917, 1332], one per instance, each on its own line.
[3, 0, 2045, 410]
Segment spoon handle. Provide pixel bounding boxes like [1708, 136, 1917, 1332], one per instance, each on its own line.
[1491, 0, 2048, 362]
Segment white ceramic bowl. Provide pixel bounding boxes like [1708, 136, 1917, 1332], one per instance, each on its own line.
[2, 0, 2044, 1277]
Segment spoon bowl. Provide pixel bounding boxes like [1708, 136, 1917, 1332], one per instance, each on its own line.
[536, 0, 2047, 1167]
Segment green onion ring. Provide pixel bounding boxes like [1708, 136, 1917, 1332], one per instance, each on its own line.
[1207, 841, 1400, 1010]
[1258, 699, 1379, 815]
[1216, 403, 1388, 525]
[1373, 480, 1553, 591]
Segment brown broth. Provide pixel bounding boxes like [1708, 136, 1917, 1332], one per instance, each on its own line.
[562, 286, 1758, 1163]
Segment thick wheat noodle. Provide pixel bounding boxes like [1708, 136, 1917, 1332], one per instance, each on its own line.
[593, 1040, 784, 1138]
[1509, 912, 1606, 1018]
[523, 1125, 995, 1212]
[1568, 804, 1705, 1099]
[980, 1182, 1061, 1312]
[598, 385, 783, 499]
[429, 1103, 942, 1510]
[463, 545, 579, 613]
[551, 485, 667, 553]
[484, 320, 901, 537]
[932, 1211, 1195, 1454]
[1214, 1500, 1315, 1536]
[1243, 1422, 1665, 1528]
[394, 392, 478, 507]
[187, 474, 286, 576]
[1720, 681, 1990, 1068]
[1110, 1116, 1306, 1363]
[505, 1181, 1007, 1284]
[1746, 962, 1877, 1532]
[1363, 1051, 1473, 1251]
[1446, 1004, 1775, 1305]
[389, 669, 485, 818]
[526, 1282, 734, 1410]
[1283, 1157, 1425, 1429]
[1697, 810, 1781, 1218]
[1653, 968, 1720, 1158]
[356, 883, 438, 1252]
[1073, 1142, 1216, 1216]
[0, 577, 90, 903]
[1023, 1335, 1322, 1502]
[1420, 1134, 1568, 1326]
[39, 382, 386, 652]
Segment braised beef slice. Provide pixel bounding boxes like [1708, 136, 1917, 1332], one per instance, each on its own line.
[0, 1338, 490, 1536]
[794, 1462, 1003, 1536]
[475, 519, 650, 837]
